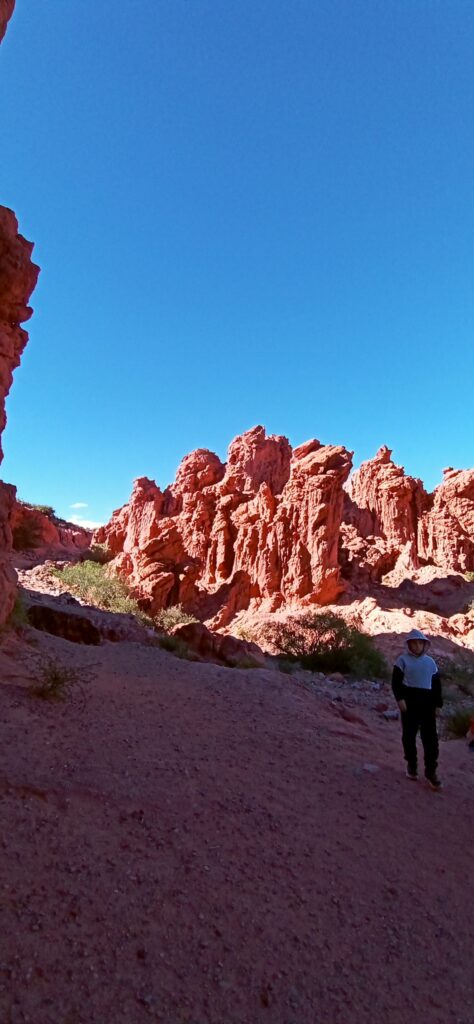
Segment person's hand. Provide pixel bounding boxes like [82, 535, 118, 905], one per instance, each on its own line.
[397, 700, 407, 713]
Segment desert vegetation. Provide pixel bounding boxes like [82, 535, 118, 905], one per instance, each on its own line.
[445, 707, 474, 739]
[264, 610, 388, 679]
[29, 654, 95, 703]
[153, 604, 197, 632]
[84, 543, 113, 565]
[18, 500, 55, 517]
[52, 562, 152, 625]
[438, 656, 474, 699]
[157, 634, 193, 659]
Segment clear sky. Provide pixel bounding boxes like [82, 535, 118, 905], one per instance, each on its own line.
[1, 0, 473, 528]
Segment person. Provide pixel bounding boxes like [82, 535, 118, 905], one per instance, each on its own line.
[391, 628, 443, 789]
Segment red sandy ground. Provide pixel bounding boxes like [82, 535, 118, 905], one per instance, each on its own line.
[0, 631, 472, 1024]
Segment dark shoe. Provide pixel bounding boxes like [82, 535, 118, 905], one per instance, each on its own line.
[406, 766, 418, 780]
[426, 773, 442, 790]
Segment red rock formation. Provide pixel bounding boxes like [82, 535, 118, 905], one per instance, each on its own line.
[341, 448, 474, 582]
[171, 620, 267, 668]
[0, 207, 40, 622]
[0, 480, 16, 624]
[418, 468, 474, 573]
[96, 427, 353, 625]
[0, 209, 38, 458]
[341, 447, 428, 582]
[11, 501, 92, 556]
[98, 432, 474, 629]
[0, 0, 15, 44]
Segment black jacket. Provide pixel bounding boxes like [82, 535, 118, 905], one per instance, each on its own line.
[392, 665, 443, 708]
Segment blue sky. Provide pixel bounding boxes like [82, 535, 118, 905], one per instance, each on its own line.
[1, 0, 473, 527]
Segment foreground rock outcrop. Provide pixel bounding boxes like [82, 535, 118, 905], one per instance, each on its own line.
[0, 7, 40, 624]
[0, 208, 39, 623]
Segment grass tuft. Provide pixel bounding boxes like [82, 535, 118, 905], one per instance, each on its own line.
[153, 604, 197, 632]
[158, 634, 194, 659]
[30, 655, 95, 703]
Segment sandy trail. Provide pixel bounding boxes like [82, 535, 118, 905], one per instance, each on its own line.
[0, 632, 472, 1024]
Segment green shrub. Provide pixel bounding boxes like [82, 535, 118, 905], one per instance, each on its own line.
[52, 561, 152, 625]
[154, 604, 197, 632]
[445, 707, 474, 739]
[158, 634, 193, 659]
[18, 501, 56, 517]
[84, 543, 113, 565]
[438, 657, 474, 697]
[226, 657, 260, 669]
[30, 655, 95, 702]
[265, 610, 388, 679]
[232, 623, 257, 643]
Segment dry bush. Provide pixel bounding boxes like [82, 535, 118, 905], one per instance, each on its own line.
[153, 604, 197, 632]
[158, 634, 194, 659]
[30, 655, 96, 703]
[445, 707, 474, 739]
[264, 610, 388, 679]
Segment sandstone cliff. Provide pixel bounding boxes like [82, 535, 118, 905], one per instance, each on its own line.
[0, 207, 40, 622]
[11, 501, 92, 557]
[97, 431, 474, 628]
[96, 426, 353, 626]
[341, 448, 474, 583]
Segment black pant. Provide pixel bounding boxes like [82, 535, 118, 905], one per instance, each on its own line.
[401, 701, 439, 776]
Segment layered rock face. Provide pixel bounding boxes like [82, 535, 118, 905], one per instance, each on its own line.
[96, 426, 353, 626]
[418, 468, 474, 573]
[341, 446, 429, 582]
[11, 502, 92, 556]
[341, 448, 474, 582]
[0, 207, 40, 622]
[98, 432, 474, 627]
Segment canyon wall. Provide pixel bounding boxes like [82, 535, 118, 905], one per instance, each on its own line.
[98, 433, 474, 627]
[96, 426, 353, 627]
[0, 208, 39, 622]
[11, 502, 92, 556]
[341, 448, 474, 582]
[0, 3, 40, 623]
